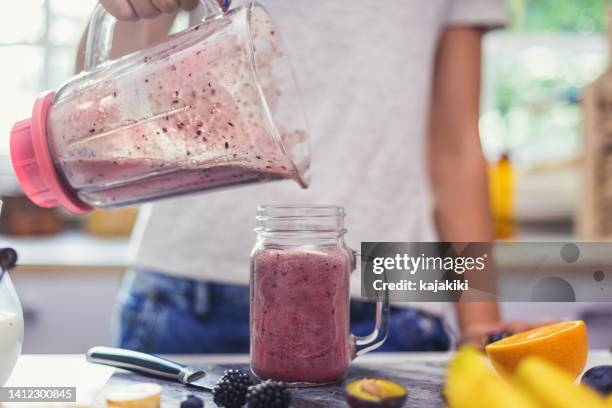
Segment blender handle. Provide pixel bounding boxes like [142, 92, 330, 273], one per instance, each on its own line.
[350, 250, 390, 357]
[84, 0, 229, 71]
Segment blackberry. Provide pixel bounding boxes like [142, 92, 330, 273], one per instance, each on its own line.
[180, 394, 204, 408]
[213, 369, 253, 408]
[246, 380, 291, 408]
[483, 330, 509, 345]
[581, 365, 612, 396]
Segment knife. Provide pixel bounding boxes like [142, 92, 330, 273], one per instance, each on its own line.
[86, 346, 218, 391]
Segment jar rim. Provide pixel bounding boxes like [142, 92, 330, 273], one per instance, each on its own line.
[257, 205, 345, 218]
[255, 205, 346, 235]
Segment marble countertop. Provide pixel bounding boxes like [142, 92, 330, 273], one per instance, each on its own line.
[3, 351, 611, 407]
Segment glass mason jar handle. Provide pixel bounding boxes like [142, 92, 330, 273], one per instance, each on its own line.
[350, 250, 390, 357]
[84, 0, 227, 71]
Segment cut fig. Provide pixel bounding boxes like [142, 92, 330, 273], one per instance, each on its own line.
[345, 378, 407, 408]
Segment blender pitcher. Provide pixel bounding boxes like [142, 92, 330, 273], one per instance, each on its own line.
[10, 1, 310, 214]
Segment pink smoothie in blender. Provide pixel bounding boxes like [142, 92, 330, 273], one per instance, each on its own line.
[250, 247, 352, 384]
[10, 4, 309, 213]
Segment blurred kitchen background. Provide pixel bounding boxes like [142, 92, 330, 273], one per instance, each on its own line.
[0, 0, 611, 352]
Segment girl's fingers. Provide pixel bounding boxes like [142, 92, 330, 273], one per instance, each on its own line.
[101, 0, 230, 21]
[100, 0, 138, 21]
[127, 0, 162, 19]
[507, 322, 534, 334]
[151, 0, 180, 13]
[179, 0, 200, 11]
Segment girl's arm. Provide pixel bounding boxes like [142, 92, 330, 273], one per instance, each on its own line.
[427, 27, 501, 345]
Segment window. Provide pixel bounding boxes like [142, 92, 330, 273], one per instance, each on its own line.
[481, 0, 610, 164]
[0, 0, 96, 162]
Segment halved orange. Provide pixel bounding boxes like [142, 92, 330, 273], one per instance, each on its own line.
[485, 320, 588, 380]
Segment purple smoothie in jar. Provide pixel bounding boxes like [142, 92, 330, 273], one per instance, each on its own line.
[250, 246, 352, 384]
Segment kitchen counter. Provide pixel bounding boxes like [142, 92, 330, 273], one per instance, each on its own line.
[0, 232, 128, 271]
[3, 351, 611, 407]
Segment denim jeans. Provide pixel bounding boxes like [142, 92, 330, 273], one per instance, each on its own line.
[114, 269, 450, 353]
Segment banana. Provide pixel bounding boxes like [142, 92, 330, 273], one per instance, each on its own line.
[445, 347, 538, 408]
[515, 357, 607, 408]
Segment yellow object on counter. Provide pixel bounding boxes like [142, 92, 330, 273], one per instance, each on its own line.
[445, 347, 539, 408]
[515, 357, 607, 408]
[105, 383, 161, 408]
[488, 153, 515, 239]
[85, 208, 138, 238]
[486, 321, 588, 380]
[446, 347, 610, 408]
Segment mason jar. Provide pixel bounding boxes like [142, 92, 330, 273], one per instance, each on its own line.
[250, 206, 389, 385]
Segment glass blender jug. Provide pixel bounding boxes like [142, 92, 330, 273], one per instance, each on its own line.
[10, 1, 310, 214]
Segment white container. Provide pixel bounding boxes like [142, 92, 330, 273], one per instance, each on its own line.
[0, 273, 23, 386]
[0, 275, 23, 385]
[0, 205, 23, 385]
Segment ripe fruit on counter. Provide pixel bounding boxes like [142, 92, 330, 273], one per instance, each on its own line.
[105, 383, 161, 408]
[444, 347, 538, 408]
[515, 357, 607, 408]
[485, 320, 588, 379]
[180, 394, 204, 408]
[246, 380, 291, 408]
[582, 366, 612, 397]
[212, 369, 253, 408]
[484, 330, 510, 346]
[445, 347, 612, 408]
[345, 378, 407, 408]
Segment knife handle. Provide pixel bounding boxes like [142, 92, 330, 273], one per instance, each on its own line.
[86, 346, 204, 383]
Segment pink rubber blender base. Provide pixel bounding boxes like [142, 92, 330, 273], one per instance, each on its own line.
[10, 91, 92, 215]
